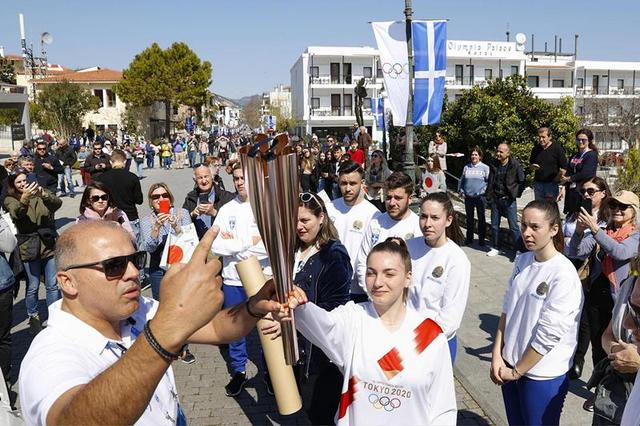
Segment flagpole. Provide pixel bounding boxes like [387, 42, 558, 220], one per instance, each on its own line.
[403, 0, 416, 183]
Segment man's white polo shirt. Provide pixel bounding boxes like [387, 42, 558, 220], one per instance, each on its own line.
[19, 297, 182, 426]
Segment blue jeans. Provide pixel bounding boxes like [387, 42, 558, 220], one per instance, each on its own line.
[317, 177, 325, 193]
[188, 151, 196, 168]
[146, 155, 154, 169]
[491, 197, 520, 250]
[163, 157, 172, 169]
[501, 373, 569, 425]
[533, 181, 559, 202]
[447, 336, 457, 365]
[25, 256, 60, 317]
[58, 166, 75, 194]
[149, 267, 164, 301]
[136, 161, 144, 178]
[199, 152, 206, 163]
[223, 284, 248, 373]
[464, 196, 486, 244]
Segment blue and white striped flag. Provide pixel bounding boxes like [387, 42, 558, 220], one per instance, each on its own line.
[372, 20, 447, 126]
[371, 97, 385, 130]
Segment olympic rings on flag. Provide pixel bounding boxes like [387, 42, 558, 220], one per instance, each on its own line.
[381, 62, 408, 79]
[368, 393, 402, 411]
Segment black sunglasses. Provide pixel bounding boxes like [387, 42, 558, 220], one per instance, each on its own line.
[63, 251, 147, 280]
[150, 193, 170, 201]
[90, 194, 109, 202]
[581, 188, 601, 196]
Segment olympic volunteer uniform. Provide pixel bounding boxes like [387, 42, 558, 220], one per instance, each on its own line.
[407, 237, 470, 363]
[500, 251, 583, 425]
[19, 298, 185, 426]
[211, 196, 270, 374]
[354, 211, 422, 293]
[327, 196, 379, 299]
[295, 301, 456, 425]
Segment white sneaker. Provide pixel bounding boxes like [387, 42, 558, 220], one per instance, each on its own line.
[486, 248, 500, 257]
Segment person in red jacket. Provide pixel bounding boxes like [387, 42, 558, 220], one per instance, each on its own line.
[347, 138, 365, 166]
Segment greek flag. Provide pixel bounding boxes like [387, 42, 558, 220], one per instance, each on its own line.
[371, 97, 385, 130]
[372, 20, 447, 126]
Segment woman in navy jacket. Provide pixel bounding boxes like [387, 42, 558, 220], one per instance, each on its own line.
[264, 191, 351, 425]
[560, 128, 599, 214]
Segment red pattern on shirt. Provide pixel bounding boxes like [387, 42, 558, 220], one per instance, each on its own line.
[338, 375, 359, 419]
[377, 347, 404, 379]
[414, 318, 443, 354]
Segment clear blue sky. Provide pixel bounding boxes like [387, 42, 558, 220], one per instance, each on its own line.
[1, 0, 638, 99]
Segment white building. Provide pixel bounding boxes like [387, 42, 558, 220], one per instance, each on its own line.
[211, 93, 241, 129]
[290, 46, 384, 142]
[291, 38, 640, 151]
[261, 84, 292, 119]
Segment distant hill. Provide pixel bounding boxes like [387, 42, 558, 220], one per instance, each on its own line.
[233, 95, 259, 107]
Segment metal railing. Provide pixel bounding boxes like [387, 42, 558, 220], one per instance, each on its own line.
[309, 75, 380, 85]
[576, 87, 640, 96]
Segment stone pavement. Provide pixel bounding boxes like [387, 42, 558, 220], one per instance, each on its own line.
[7, 164, 495, 424]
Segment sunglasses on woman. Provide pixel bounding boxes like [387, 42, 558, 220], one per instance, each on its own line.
[299, 192, 325, 211]
[90, 194, 109, 202]
[150, 192, 170, 200]
[63, 251, 147, 280]
[580, 188, 601, 196]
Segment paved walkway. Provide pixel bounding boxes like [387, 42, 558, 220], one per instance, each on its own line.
[6, 165, 497, 424]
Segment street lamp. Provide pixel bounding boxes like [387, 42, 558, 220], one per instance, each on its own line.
[18, 13, 52, 100]
[403, 0, 416, 182]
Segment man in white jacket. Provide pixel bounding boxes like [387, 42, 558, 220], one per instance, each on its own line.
[355, 171, 421, 293]
[325, 161, 379, 302]
[210, 163, 269, 397]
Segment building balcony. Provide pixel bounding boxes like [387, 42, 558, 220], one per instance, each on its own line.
[529, 87, 575, 99]
[576, 87, 640, 97]
[309, 75, 381, 87]
[309, 107, 373, 118]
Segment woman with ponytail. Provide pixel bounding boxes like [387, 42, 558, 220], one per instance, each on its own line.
[492, 200, 583, 425]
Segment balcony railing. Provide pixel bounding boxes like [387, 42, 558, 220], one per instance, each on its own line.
[576, 87, 640, 96]
[309, 75, 380, 85]
[310, 107, 373, 117]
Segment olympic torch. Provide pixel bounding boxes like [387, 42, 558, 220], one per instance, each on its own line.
[240, 133, 299, 365]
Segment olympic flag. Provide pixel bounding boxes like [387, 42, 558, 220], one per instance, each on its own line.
[372, 20, 447, 126]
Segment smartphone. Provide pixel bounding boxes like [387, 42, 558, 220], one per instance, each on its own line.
[198, 193, 210, 204]
[26, 173, 38, 185]
[581, 198, 593, 215]
[159, 198, 171, 214]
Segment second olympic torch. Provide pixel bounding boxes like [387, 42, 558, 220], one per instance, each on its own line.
[240, 134, 299, 365]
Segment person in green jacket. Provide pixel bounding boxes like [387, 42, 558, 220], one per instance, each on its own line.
[4, 169, 62, 334]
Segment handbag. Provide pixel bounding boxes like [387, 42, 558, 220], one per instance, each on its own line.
[16, 233, 40, 262]
[588, 358, 636, 424]
[0, 210, 17, 237]
[159, 223, 199, 270]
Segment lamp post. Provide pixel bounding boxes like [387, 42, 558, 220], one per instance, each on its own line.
[403, 0, 416, 182]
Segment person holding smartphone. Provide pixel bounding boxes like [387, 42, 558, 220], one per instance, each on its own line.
[182, 164, 234, 239]
[75, 182, 135, 240]
[4, 169, 62, 334]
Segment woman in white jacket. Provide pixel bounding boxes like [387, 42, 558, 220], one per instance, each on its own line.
[279, 237, 456, 425]
[491, 200, 583, 425]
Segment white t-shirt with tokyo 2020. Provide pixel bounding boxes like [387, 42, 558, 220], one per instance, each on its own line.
[295, 301, 457, 425]
[327, 196, 379, 295]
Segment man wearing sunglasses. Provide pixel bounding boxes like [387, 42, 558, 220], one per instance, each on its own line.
[19, 221, 280, 425]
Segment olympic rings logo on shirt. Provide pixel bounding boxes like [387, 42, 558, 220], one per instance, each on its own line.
[368, 393, 402, 411]
[381, 62, 409, 79]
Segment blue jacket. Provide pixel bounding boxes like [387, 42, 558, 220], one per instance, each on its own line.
[294, 239, 351, 377]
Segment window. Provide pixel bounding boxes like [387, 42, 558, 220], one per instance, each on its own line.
[577, 78, 584, 88]
[330, 63, 340, 84]
[93, 89, 104, 107]
[343, 63, 352, 84]
[577, 106, 584, 115]
[552, 79, 565, 88]
[376, 66, 382, 78]
[344, 94, 353, 115]
[331, 94, 341, 115]
[467, 65, 475, 85]
[363, 67, 372, 78]
[455, 65, 464, 85]
[310, 66, 319, 78]
[311, 97, 320, 109]
[527, 75, 539, 88]
[511, 65, 519, 76]
[484, 69, 493, 80]
[617, 79, 625, 89]
[106, 89, 116, 107]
